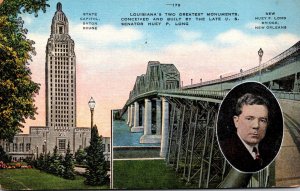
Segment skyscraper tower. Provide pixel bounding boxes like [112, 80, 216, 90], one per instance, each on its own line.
[45, 2, 76, 152]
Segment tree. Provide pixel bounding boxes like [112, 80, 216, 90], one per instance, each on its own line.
[75, 147, 87, 165]
[36, 153, 44, 170]
[85, 125, 109, 185]
[0, 0, 49, 141]
[63, 142, 75, 180]
[43, 151, 51, 172]
[49, 146, 62, 175]
[0, 145, 11, 163]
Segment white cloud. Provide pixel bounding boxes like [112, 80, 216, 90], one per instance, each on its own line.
[71, 23, 143, 46]
[175, 29, 201, 41]
[215, 29, 247, 44]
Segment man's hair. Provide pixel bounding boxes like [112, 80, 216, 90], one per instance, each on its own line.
[235, 93, 269, 116]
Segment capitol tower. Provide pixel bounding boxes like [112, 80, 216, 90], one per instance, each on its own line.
[45, 2, 77, 152]
[0, 2, 110, 161]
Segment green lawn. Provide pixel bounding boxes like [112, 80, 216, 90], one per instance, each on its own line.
[113, 149, 160, 159]
[0, 169, 109, 190]
[113, 159, 193, 189]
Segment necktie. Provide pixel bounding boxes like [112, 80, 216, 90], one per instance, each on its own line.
[252, 147, 260, 160]
[253, 147, 263, 166]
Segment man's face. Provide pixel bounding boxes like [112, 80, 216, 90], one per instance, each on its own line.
[233, 104, 269, 146]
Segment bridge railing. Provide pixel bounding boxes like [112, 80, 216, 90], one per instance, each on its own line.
[184, 41, 300, 89]
[126, 89, 229, 107]
[273, 91, 300, 101]
[159, 89, 228, 99]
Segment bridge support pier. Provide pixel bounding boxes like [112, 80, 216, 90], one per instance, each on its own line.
[160, 97, 169, 158]
[128, 104, 134, 127]
[126, 106, 130, 125]
[140, 98, 161, 143]
[142, 104, 145, 127]
[294, 73, 300, 92]
[131, 102, 143, 132]
[156, 99, 162, 135]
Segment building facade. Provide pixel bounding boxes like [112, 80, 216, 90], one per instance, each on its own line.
[0, 2, 110, 161]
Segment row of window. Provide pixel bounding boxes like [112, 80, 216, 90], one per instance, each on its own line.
[55, 48, 68, 52]
[53, 119, 74, 123]
[6, 143, 31, 152]
[52, 70, 74, 75]
[50, 89, 74, 94]
[53, 101, 74, 105]
[53, 69, 74, 74]
[51, 96, 73, 101]
[50, 64, 74, 70]
[54, 64, 73, 70]
[5, 142, 110, 153]
[50, 108, 74, 114]
[52, 58, 73, 62]
[55, 44, 69, 48]
[49, 55, 74, 60]
[54, 124, 72, 128]
[52, 85, 74, 89]
[51, 77, 74, 83]
[50, 105, 74, 110]
[54, 114, 74, 118]
[53, 110, 72, 114]
[53, 92, 74, 97]
[51, 81, 72, 86]
[50, 93, 71, 97]
[53, 83, 74, 88]
[55, 53, 70, 56]
[50, 79, 69, 84]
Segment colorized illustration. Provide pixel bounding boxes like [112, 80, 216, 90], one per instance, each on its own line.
[0, 0, 300, 190]
[0, 1, 110, 190]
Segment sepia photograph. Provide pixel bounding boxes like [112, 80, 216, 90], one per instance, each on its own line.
[217, 82, 283, 173]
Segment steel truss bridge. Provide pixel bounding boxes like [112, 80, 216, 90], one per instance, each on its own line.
[120, 41, 300, 188]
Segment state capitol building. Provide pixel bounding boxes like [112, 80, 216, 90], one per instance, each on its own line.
[0, 3, 110, 161]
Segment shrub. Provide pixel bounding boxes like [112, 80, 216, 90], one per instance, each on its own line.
[15, 163, 22, 168]
[0, 161, 7, 169]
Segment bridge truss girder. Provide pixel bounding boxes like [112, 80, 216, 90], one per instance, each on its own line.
[164, 96, 271, 188]
[165, 97, 228, 188]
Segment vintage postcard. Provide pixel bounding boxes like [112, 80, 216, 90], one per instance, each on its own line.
[0, 0, 299, 190]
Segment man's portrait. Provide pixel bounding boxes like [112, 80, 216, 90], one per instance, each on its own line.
[217, 82, 283, 173]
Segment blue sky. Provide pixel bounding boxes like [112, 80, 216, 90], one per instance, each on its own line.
[21, 0, 300, 136]
[25, 0, 300, 47]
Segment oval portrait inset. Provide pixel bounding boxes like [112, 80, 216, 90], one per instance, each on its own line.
[217, 82, 283, 173]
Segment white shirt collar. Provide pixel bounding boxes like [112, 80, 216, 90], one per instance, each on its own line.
[237, 132, 259, 160]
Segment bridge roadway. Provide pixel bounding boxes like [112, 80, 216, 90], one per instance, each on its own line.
[124, 89, 300, 107]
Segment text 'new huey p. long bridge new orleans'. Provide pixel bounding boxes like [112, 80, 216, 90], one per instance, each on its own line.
[119, 41, 300, 188]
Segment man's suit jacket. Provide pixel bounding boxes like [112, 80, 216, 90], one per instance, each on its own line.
[219, 133, 275, 172]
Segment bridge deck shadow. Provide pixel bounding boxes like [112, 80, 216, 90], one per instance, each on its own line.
[275, 124, 300, 187]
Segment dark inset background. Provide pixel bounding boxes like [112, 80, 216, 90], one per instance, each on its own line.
[217, 82, 283, 155]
